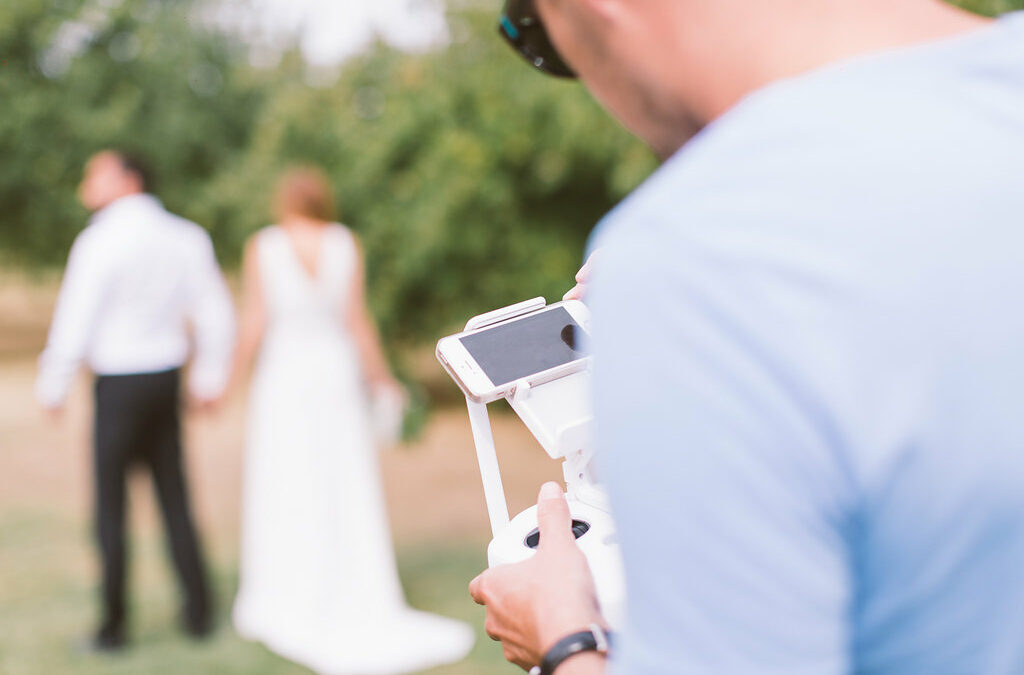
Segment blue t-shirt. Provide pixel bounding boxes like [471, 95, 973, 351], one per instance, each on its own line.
[590, 13, 1024, 674]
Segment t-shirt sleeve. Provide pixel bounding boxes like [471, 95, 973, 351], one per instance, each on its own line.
[590, 222, 856, 675]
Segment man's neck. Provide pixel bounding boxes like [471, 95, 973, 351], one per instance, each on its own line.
[683, 0, 994, 130]
[92, 191, 148, 216]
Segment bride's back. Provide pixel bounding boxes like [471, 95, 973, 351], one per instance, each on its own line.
[257, 223, 356, 338]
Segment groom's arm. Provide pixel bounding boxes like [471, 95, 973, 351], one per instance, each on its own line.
[36, 229, 109, 412]
[185, 228, 235, 406]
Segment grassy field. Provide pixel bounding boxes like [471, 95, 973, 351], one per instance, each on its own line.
[0, 510, 507, 675]
[0, 274, 561, 674]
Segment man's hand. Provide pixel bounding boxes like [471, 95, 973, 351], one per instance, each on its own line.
[563, 251, 601, 301]
[40, 404, 64, 423]
[469, 482, 606, 670]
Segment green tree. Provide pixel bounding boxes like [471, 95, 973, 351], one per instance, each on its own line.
[203, 10, 656, 344]
[951, 0, 1024, 14]
[0, 0, 259, 265]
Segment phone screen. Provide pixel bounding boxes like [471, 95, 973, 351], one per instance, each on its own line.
[459, 307, 586, 387]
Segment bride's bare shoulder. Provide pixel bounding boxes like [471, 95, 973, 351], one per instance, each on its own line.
[242, 226, 278, 263]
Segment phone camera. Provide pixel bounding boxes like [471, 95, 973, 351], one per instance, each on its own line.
[560, 324, 579, 352]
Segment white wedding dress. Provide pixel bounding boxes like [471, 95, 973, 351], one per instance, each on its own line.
[233, 224, 474, 674]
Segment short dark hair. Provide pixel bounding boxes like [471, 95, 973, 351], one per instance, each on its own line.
[114, 151, 154, 192]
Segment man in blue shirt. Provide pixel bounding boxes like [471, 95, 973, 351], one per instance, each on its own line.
[470, 1, 1024, 673]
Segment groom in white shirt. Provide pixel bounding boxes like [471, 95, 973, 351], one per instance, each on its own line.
[37, 150, 235, 650]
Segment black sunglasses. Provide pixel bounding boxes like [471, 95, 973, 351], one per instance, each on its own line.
[498, 0, 577, 79]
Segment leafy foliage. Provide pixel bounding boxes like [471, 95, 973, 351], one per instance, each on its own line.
[0, 0, 261, 266]
[950, 0, 1024, 14]
[199, 10, 654, 343]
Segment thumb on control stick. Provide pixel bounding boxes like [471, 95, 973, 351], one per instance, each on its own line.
[536, 481, 574, 551]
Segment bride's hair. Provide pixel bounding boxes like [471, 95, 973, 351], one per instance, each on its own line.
[274, 166, 337, 222]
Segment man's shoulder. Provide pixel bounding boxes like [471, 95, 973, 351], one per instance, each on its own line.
[595, 19, 1024, 254]
[163, 210, 208, 236]
[68, 220, 111, 262]
[155, 206, 215, 251]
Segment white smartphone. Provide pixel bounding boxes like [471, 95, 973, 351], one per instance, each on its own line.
[436, 299, 591, 403]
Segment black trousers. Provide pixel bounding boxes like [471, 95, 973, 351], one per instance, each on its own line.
[93, 369, 210, 638]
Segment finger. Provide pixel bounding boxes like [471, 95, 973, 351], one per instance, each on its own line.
[575, 262, 591, 283]
[576, 250, 601, 282]
[469, 573, 487, 605]
[562, 283, 583, 301]
[484, 616, 502, 641]
[536, 481, 574, 550]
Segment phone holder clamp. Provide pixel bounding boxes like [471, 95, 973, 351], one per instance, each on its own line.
[458, 298, 624, 627]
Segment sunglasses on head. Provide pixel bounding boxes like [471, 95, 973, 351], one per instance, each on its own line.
[498, 0, 577, 79]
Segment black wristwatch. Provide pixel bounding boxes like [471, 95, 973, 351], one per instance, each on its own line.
[530, 624, 613, 675]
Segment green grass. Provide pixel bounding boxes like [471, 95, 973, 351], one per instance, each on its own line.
[0, 509, 514, 675]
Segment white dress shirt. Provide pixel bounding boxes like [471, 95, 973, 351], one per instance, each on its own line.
[36, 193, 235, 407]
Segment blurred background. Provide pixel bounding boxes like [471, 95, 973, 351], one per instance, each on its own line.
[1, 0, 1021, 672]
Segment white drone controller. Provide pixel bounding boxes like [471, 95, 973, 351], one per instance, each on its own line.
[437, 298, 626, 628]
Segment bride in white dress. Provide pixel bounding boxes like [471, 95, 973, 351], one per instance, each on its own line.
[229, 168, 474, 674]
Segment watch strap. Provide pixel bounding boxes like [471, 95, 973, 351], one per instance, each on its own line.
[529, 624, 613, 675]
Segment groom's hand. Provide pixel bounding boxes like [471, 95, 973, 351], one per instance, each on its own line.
[469, 482, 605, 670]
